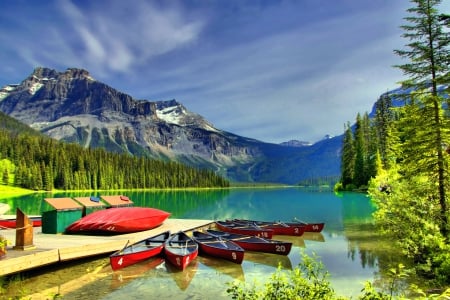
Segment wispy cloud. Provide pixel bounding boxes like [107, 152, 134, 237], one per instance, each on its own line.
[57, 0, 205, 74]
[0, 0, 433, 143]
[0, 0, 204, 78]
[125, 3, 406, 142]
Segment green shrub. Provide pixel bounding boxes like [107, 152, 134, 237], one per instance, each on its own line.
[227, 251, 450, 300]
[227, 251, 343, 300]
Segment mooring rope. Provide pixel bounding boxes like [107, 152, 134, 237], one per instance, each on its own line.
[0, 223, 32, 231]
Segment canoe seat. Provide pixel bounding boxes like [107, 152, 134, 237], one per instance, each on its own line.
[145, 238, 166, 245]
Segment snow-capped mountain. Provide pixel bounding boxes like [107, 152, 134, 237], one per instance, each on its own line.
[0, 67, 341, 184]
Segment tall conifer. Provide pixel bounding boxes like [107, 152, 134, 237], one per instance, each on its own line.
[394, 0, 450, 236]
[341, 122, 355, 188]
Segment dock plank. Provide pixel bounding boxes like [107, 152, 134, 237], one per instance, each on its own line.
[0, 219, 213, 276]
[0, 249, 60, 275]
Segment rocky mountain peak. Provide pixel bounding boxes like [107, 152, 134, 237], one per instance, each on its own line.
[30, 67, 59, 80]
[0, 67, 342, 184]
[31, 67, 93, 81]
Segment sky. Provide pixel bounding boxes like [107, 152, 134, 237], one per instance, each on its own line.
[0, 0, 448, 144]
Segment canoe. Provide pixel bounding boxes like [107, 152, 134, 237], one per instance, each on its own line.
[207, 229, 292, 255]
[65, 207, 170, 234]
[0, 216, 42, 229]
[215, 220, 273, 239]
[192, 231, 244, 264]
[231, 219, 305, 236]
[233, 218, 325, 233]
[109, 230, 170, 271]
[285, 219, 325, 232]
[164, 231, 198, 270]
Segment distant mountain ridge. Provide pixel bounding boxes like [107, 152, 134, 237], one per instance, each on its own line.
[0, 67, 342, 184]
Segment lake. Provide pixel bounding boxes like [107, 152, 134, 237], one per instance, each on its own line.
[0, 188, 398, 299]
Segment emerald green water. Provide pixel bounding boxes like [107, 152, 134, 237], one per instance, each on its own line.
[0, 188, 398, 299]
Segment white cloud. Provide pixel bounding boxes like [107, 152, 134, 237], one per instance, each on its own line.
[55, 0, 205, 75]
[0, 0, 419, 143]
[127, 3, 406, 143]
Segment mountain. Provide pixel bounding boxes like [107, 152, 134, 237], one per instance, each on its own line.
[0, 67, 342, 184]
[279, 140, 312, 147]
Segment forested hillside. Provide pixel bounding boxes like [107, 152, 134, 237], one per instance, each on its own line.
[0, 112, 229, 190]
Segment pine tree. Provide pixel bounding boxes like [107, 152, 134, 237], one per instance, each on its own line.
[368, 0, 450, 282]
[374, 94, 397, 169]
[394, 0, 450, 237]
[2, 168, 8, 185]
[353, 114, 366, 188]
[341, 123, 355, 189]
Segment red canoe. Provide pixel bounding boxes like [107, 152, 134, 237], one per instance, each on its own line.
[285, 219, 325, 232]
[65, 207, 170, 234]
[233, 218, 325, 233]
[110, 231, 170, 271]
[215, 220, 273, 239]
[0, 216, 42, 229]
[207, 229, 292, 255]
[164, 231, 198, 270]
[192, 231, 244, 264]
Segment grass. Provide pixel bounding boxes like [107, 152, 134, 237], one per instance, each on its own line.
[0, 185, 36, 200]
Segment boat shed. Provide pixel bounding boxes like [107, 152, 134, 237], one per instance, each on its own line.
[42, 198, 83, 234]
[73, 196, 105, 216]
[100, 195, 134, 208]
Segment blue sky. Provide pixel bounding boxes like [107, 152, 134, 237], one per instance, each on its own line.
[0, 0, 448, 144]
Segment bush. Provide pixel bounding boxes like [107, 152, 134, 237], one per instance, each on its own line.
[227, 250, 450, 300]
[227, 251, 343, 300]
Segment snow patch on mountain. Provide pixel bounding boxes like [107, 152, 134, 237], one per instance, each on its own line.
[0, 84, 18, 100]
[155, 100, 219, 132]
[156, 105, 186, 125]
[28, 82, 43, 95]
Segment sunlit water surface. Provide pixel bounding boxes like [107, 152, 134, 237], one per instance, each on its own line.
[1, 188, 398, 299]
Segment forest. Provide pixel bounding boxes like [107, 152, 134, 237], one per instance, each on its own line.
[338, 0, 450, 286]
[0, 112, 229, 191]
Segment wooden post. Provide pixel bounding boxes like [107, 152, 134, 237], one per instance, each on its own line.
[13, 208, 36, 250]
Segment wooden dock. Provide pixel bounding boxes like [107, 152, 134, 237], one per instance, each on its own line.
[0, 219, 213, 276]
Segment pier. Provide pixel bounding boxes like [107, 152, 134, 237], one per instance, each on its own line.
[0, 219, 213, 276]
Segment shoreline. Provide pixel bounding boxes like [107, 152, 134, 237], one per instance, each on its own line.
[0, 184, 303, 201]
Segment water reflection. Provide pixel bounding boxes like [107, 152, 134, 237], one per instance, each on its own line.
[1, 189, 403, 298]
[244, 251, 293, 269]
[198, 256, 245, 281]
[165, 259, 199, 291]
[110, 257, 165, 289]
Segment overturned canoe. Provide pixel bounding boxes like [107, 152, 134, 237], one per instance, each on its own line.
[65, 207, 170, 234]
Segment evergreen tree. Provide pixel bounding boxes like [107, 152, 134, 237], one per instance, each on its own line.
[394, 0, 450, 237]
[369, 0, 450, 282]
[374, 94, 397, 169]
[2, 168, 8, 185]
[353, 114, 366, 187]
[340, 122, 355, 189]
